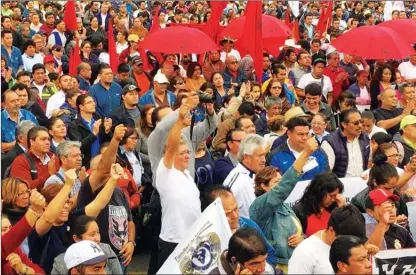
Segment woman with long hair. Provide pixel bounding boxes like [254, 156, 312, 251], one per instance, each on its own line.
[86, 17, 107, 42]
[185, 62, 206, 92]
[370, 63, 399, 110]
[211, 72, 233, 110]
[261, 79, 292, 115]
[80, 40, 100, 65]
[292, 173, 346, 237]
[47, 117, 67, 153]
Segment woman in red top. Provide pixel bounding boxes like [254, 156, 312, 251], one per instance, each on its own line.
[1, 190, 46, 275]
[292, 173, 346, 237]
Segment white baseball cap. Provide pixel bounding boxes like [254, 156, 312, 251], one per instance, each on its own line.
[64, 240, 109, 269]
[154, 73, 170, 84]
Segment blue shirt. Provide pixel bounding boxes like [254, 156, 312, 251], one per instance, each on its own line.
[1, 45, 23, 75]
[1, 109, 38, 142]
[81, 117, 100, 158]
[77, 76, 91, 91]
[88, 81, 122, 117]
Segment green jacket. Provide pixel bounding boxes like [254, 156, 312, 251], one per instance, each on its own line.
[249, 166, 303, 265]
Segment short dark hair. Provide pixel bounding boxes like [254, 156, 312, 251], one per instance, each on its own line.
[1, 29, 12, 38]
[49, 72, 59, 82]
[16, 70, 31, 80]
[225, 128, 245, 151]
[330, 235, 366, 273]
[32, 63, 46, 74]
[237, 101, 255, 117]
[117, 63, 130, 74]
[76, 94, 92, 110]
[45, 12, 55, 19]
[27, 126, 49, 149]
[151, 106, 170, 128]
[226, 228, 267, 265]
[200, 185, 232, 211]
[286, 117, 310, 132]
[340, 108, 361, 125]
[99, 63, 111, 74]
[10, 82, 29, 93]
[311, 38, 321, 46]
[305, 83, 322, 97]
[65, 89, 80, 102]
[272, 63, 286, 75]
[328, 205, 366, 239]
[22, 39, 36, 52]
[361, 111, 375, 121]
[370, 132, 392, 145]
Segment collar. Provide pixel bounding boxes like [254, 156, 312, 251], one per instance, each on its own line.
[24, 54, 34, 59]
[3, 109, 22, 121]
[287, 138, 303, 155]
[240, 162, 255, 178]
[31, 151, 51, 165]
[302, 101, 326, 112]
[18, 143, 27, 152]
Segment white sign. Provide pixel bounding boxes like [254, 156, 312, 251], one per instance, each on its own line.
[372, 248, 416, 275]
[284, 177, 368, 207]
[157, 198, 232, 274]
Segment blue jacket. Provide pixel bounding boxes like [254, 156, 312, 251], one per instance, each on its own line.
[96, 13, 112, 32]
[222, 68, 249, 91]
[268, 141, 329, 181]
[138, 89, 176, 107]
[346, 82, 360, 97]
[271, 133, 288, 152]
[255, 114, 269, 137]
[239, 217, 278, 266]
[1, 45, 23, 75]
[250, 166, 303, 264]
[88, 82, 122, 118]
[213, 155, 236, 185]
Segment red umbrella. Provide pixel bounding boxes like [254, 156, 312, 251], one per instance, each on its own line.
[141, 26, 218, 54]
[220, 14, 291, 40]
[331, 26, 416, 60]
[378, 19, 416, 43]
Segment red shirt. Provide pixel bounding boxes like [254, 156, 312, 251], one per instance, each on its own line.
[39, 24, 55, 37]
[305, 209, 331, 237]
[323, 66, 349, 102]
[10, 151, 60, 191]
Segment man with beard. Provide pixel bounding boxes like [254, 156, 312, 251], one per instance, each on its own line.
[321, 109, 371, 177]
[202, 50, 226, 82]
[45, 74, 73, 118]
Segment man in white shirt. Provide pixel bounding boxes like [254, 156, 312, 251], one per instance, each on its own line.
[46, 75, 73, 118]
[22, 40, 43, 72]
[297, 57, 333, 104]
[361, 111, 387, 138]
[223, 134, 267, 218]
[29, 13, 43, 32]
[321, 109, 371, 178]
[288, 205, 368, 274]
[48, 19, 67, 48]
[398, 52, 416, 84]
[220, 38, 241, 63]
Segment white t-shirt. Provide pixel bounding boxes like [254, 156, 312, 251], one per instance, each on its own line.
[125, 151, 143, 187]
[297, 73, 333, 100]
[46, 90, 65, 118]
[398, 61, 416, 80]
[288, 234, 333, 274]
[156, 159, 201, 243]
[220, 49, 241, 63]
[368, 125, 387, 138]
[223, 163, 256, 219]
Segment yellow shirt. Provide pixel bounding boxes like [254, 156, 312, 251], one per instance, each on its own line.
[403, 137, 416, 150]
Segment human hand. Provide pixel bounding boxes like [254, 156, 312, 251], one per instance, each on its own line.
[396, 215, 408, 227]
[206, 102, 215, 115]
[113, 124, 127, 142]
[120, 242, 134, 266]
[187, 91, 199, 109]
[335, 193, 346, 207]
[304, 136, 318, 155]
[92, 119, 102, 135]
[104, 118, 112, 134]
[364, 244, 379, 256]
[110, 163, 124, 181]
[179, 103, 191, 121]
[288, 233, 304, 247]
[29, 190, 46, 213]
[6, 253, 26, 274]
[5, 67, 12, 82]
[377, 202, 392, 224]
[48, 155, 57, 175]
[234, 263, 252, 274]
[64, 168, 78, 187]
[79, 166, 87, 182]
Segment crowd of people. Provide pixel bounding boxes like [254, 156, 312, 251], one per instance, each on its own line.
[1, 0, 416, 275]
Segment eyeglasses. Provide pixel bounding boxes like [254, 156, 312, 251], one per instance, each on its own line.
[349, 120, 362, 126]
[271, 86, 282, 90]
[230, 139, 242, 143]
[128, 136, 138, 140]
[229, 61, 238, 65]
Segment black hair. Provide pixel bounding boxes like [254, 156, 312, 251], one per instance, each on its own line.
[32, 63, 46, 74]
[47, 117, 64, 131]
[48, 72, 59, 82]
[373, 63, 396, 83]
[22, 39, 36, 52]
[226, 228, 267, 264]
[200, 185, 232, 211]
[337, 91, 356, 111]
[368, 154, 398, 190]
[361, 110, 375, 121]
[225, 128, 245, 152]
[330, 235, 367, 273]
[328, 205, 366, 239]
[27, 126, 49, 149]
[76, 94, 92, 110]
[237, 101, 255, 117]
[99, 63, 111, 74]
[151, 106, 170, 128]
[340, 108, 361, 130]
[297, 40, 311, 52]
[370, 132, 392, 145]
[286, 117, 310, 132]
[16, 70, 31, 80]
[10, 82, 29, 93]
[311, 38, 321, 46]
[117, 63, 130, 74]
[69, 215, 96, 244]
[65, 89, 80, 103]
[304, 83, 322, 97]
[186, 62, 202, 79]
[200, 81, 214, 92]
[120, 127, 139, 146]
[271, 63, 286, 75]
[297, 172, 344, 216]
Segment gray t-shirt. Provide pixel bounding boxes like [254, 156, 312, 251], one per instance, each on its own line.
[127, 108, 140, 126]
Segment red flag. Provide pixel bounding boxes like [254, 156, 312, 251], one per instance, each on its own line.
[316, 1, 333, 37]
[204, 1, 227, 44]
[108, 20, 118, 73]
[241, 1, 263, 84]
[150, 6, 161, 33]
[285, 8, 293, 29]
[69, 39, 81, 76]
[292, 20, 300, 42]
[63, 1, 77, 32]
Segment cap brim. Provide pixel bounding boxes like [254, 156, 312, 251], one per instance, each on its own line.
[82, 255, 109, 266]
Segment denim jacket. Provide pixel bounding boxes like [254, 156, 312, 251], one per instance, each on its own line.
[1, 45, 23, 75]
[249, 166, 303, 264]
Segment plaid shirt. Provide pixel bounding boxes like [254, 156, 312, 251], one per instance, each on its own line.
[1, 109, 38, 143]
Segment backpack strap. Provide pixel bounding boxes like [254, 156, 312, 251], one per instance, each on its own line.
[23, 152, 38, 180]
[55, 171, 65, 183]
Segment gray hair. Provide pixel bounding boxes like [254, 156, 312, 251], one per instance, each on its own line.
[15, 120, 36, 139]
[265, 96, 282, 110]
[237, 134, 266, 161]
[56, 141, 81, 158]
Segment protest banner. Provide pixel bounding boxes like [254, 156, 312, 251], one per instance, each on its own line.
[372, 248, 416, 275]
[284, 177, 368, 207]
[157, 198, 232, 274]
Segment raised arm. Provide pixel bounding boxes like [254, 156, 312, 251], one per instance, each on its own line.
[183, 102, 218, 144]
[35, 169, 76, 237]
[89, 124, 126, 193]
[85, 164, 124, 218]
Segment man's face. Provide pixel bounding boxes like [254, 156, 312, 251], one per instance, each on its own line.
[370, 200, 397, 225]
[402, 86, 416, 102]
[343, 54, 353, 64]
[32, 14, 40, 24]
[226, 57, 239, 72]
[161, 64, 174, 78]
[403, 124, 416, 141]
[313, 63, 325, 77]
[381, 89, 398, 109]
[31, 130, 51, 154]
[263, 57, 271, 70]
[305, 94, 321, 109]
[74, 261, 107, 275]
[399, 12, 406, 19]
[222, 194, 239, 231]
[342, 112, 362, 137]
[357, 72, 369, 86]
[81, 65, 92, 79]
[311, 42, 320, 53]
[276, 69, 286, 82]
[140, 2, 146, 10]
[46, 14, 55, 25]
[267, 103, 282, 117]
[288, 52, 297, 63]
[101, 3, 109, 13]
[2, 18, 12, 29]
[4, 92, 20, 114]
[243, 146, 266, 173]
[62, 147, 82, 170]
[288, 126, 309, 150]
[59, 75, 73, 92]
[305, 15, 312, 25]
[328, 53, 340, 67]
[361, 118, 374, 135]
[209, 51, 220, 62]
[355, 3, 362, 11]
[17, 75, 31, 87]
[122, 90, 139, 106]
[333, 20, 340, 29]
[335, 8, 343, 17]
[2, 33, 13, 47]
[53, 47, 63, 59]
[338, 245, 371, 275]
[118, 71, 130, 82]
[352, 20, 359, 28]
[239, 118, 256, 134]
[228, 131, 246, 155]
[33, 68, 46, 84]
[56, 21, 66, 32]
[100, 68, 113, 84]
[154, 82, 168, 93]
[298, 53, 312, 67]
[81, 96, 96, 114]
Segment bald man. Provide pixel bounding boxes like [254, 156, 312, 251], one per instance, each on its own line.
[373, 88, 413, 136]
[223, 55, 249, 92]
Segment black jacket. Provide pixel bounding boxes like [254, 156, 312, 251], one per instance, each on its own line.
[1, 143, 25, 178]
[25, 101, 49, 127]
[111, 103, 141, 128]
[67, 117, 111, 169]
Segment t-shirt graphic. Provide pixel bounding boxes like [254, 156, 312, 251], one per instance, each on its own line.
[108, 205, 128, 250]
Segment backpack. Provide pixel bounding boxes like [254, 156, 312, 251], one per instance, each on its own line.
[3, 152, 38, 180]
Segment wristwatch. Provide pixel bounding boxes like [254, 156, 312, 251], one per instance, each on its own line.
[128, 240, 136, 247]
